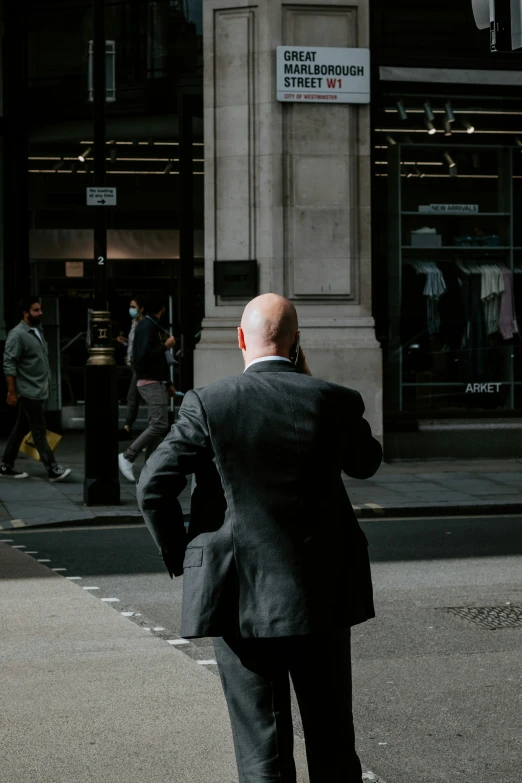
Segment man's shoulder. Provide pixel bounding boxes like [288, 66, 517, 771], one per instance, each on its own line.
[193, 372, 362, 408]
[6, 322, 25, 341]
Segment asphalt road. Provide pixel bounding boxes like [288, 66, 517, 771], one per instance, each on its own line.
[6, 514, 522, 783]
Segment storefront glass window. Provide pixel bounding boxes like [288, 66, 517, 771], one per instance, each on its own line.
[387, 143, 522, 413]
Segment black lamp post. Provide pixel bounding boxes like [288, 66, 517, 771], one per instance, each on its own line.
[84, 0, 120, 505]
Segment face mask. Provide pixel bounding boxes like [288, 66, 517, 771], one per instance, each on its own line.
[129, 308, 138, 319]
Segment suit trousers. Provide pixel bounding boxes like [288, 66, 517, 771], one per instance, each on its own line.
[213, 630, 363, 783]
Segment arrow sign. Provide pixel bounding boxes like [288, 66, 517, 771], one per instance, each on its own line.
[86, 187, 116, 206]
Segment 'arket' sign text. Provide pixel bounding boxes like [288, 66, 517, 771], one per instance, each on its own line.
[276, 46, 370, 104]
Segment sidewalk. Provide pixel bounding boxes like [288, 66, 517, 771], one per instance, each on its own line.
[0, 542, 312, 783]
[1, 432, 522, 530]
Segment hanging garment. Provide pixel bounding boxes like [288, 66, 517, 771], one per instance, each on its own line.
[499, 266, 519, 340]
[412, 261, 447, 335]
[480, 264, 505, 336]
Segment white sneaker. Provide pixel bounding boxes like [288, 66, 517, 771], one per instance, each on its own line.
[118, 453, 135, 483]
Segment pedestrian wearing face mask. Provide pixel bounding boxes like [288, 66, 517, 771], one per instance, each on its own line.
[117, 295, 145, 439]
[118, 296, 176, 482]
[1, 296, 71, 481]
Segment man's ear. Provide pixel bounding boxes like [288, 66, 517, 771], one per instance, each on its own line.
[238, 327, 246, 351]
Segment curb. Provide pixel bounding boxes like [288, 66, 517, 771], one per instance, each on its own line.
[2, 504, 522, 531]
[354, 502, 522, 518]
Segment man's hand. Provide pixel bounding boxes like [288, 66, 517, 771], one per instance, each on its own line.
[164, 335, 176, 349]
[295, 347, 312, 376]
[168, 384, 177, 398]
[116, 335, 128, 345]
[6, 390, 17, 407]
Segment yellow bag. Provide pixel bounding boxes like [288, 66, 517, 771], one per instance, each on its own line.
[19, 431, 62, 461]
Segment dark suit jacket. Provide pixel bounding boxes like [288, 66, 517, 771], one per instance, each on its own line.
[137, 360, 382, 639]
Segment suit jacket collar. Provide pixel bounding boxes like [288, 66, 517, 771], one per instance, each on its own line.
[244, 359, 300, 374]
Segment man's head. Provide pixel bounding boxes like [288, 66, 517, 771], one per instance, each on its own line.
[238, 294, 299, 367]
[145, 296, 166, 319]
[20, 296, 43, 328]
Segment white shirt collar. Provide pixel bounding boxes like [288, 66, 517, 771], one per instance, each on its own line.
[244, 355, 292, 372]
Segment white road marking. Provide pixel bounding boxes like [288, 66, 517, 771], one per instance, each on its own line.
[0, 539, 14, 542]
[83, 586, 100, 590]
[66, 576, 82, 580]
[25, 551, 38, 554]
[152, 627, 165, 631]
[167, 639, 190, 645]
[142, 627, 152, 631]
[11, 544, 26, 548]
[10, 519, 27, 528]
[37, 559, 51, 562]
[197, 659, 217, 665]
[52, 568, 67, 571]
[121, 611, 134, 617]
[101, 597, 120, 602]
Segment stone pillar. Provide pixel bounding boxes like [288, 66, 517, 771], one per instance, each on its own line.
[196, 0, 382, 439]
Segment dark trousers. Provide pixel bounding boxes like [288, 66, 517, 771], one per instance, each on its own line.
[124, 382, 169, 463]
[3, 397, 55, 470]
[213, 630, 362, 783]
[124, 367, 140, 428]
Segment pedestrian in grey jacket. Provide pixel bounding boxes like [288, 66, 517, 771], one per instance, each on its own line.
[1, 296, 71, 481]
[138, 293, 382, 783]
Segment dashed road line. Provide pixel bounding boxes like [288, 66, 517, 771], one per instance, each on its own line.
[121, 611, 134, 617]
[101, 597, 120, 602]
[152, 626, 165, 631]
[10, 519, 27, 528]
[167, 639, 190, 646]
[197, 659, 217, 665]
[52, 567, 67, 572]
[83, 586, 100, 591]
[66, 576, 82, 580]
[37, 558, 51, 562]
[25, 550, 38, 554]
[11, 544, 26, 549]
[0, 539, 14, 542]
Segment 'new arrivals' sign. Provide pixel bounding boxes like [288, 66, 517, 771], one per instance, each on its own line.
[276, 46, 370, 104]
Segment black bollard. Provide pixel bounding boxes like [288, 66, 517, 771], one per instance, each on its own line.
[84, 310, 120, 505]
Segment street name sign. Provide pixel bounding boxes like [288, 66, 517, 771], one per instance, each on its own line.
[276, 46, 370, 104]
[86, 187, 117, 206]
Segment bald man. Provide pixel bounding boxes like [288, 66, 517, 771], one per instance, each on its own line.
[138, 294, 382, 783]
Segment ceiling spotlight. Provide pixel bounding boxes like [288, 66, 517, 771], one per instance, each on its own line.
[444, 102, 456, 124]
[425, 120, 436, 136]
[396, 100, 408, 121]
[386, 134, 397, 146]
[423, 101, 435, 123]
[163, 160, 174, 174]
[53, 158, 65, 172]
[78, 146, 91, 162]
[460, 118, 475, 134]
[444, 119, 452, 137]
[444, 152, 456, 168]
